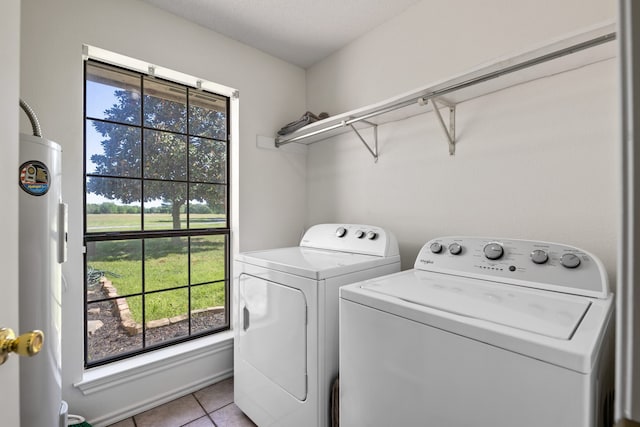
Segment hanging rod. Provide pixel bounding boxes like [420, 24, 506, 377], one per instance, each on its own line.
[276, 30, 616, 147]
[276, 97, 419, 146]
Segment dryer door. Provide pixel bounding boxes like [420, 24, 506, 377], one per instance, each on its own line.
[238, 274, 307, 400]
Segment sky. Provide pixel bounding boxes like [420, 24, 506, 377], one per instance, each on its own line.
[85, 79, 212, 209]
[86, 81, 156, 206]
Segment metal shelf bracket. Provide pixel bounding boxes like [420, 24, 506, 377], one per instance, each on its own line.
[345, 120, 378, 162]
[421, 97, 456, 155]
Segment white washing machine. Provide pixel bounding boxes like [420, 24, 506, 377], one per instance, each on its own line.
[234, 223, 401, 427]
[340, 237, 615, 427]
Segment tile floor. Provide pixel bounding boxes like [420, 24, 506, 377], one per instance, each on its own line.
[106, 378, 256, 427]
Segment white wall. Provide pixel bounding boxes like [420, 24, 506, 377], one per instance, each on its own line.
[306, 0, 618, 279]
[307, 0, 616, 114]
[20, 0, 307, 424]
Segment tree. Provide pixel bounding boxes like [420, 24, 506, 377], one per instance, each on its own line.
[87, 83, 227, 230]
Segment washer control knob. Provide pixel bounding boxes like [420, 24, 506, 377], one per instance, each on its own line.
[336, 227, 347, 238]
[530, 249, 549, 265]
[561, 253, 581, 269]
[355, 230, 365, 239]
[366, 231, 378, 240]
[483, 243, 504, 260]
[448, 242, 462, 255]
[430, 242, 443, 254]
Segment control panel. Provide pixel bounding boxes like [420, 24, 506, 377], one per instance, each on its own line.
[414, 237, 609, 299]
[300, 224, 399, 257]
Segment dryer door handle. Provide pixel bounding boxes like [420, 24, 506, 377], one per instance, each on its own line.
[243, 306, 250, 331]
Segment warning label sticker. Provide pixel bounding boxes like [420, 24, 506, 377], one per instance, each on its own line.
[19, 160, 50, 196]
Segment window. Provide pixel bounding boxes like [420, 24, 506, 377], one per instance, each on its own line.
[84, 60, 230, 367]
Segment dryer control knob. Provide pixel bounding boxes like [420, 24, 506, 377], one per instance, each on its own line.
[530, 249, 549, 264]
[483, 243, 504, 260]
[561, 253, 581, 269]
[336, 227, 347, 238]
[430, 242, 443, 254]
[366, 231, 378, 240]
[355, 230, 365, 239]
[448, 242, 462, 255]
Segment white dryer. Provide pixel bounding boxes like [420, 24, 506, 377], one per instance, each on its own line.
[234, 223, 401, 427]
[340, 237, 614, 427]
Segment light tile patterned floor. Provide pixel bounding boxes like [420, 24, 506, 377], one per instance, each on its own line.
[106, 378, 256, 427]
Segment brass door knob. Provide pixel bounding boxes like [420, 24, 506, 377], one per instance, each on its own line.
[0, 328, 44, 365]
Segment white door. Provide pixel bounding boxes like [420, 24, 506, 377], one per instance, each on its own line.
[238, 274, 308, 400]
[0, 0, 22, 425]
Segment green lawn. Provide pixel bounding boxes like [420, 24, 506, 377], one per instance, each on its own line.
[87, 213, 227, 323]
[87, 212, 226, 232]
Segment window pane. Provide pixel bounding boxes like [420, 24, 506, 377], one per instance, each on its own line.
[144, 78, 187, 133]
[189, 137, 226, 183]
[143, 130, 187, 180]
[191, 283, 227, 335]
[189, 91, 227, 140]
[86, 240, 143, 302]
[86, 120, 141, 177]
[86, 296, 143, 363]
[190, 235, 226, 284]
[84, 61, 230, 367]
[86, 63, 141, 125]
[144, 237, 188, 291]
[86, 177, 141, 232]
[143, 181, 187, 230]
[145, 289, 189, 346]
[189, 184, 226, 229]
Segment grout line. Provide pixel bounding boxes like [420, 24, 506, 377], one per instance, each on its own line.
[192, 391, 218, 426]
[177, 414, 214, 427]
[121, 385, 235, 427]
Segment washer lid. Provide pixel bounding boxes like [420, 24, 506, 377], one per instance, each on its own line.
[361, 271, 590, 340]
[236, 246, 398, 280]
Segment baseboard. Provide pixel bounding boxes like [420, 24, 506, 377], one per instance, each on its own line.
[89, 369, 233, 427]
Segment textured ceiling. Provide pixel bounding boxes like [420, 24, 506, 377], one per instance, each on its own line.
[141, 0, 422, 68]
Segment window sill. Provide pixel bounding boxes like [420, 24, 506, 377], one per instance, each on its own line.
[74, 331, 233, 396]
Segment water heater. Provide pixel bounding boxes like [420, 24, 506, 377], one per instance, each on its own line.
[19, 133, 67, 427]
